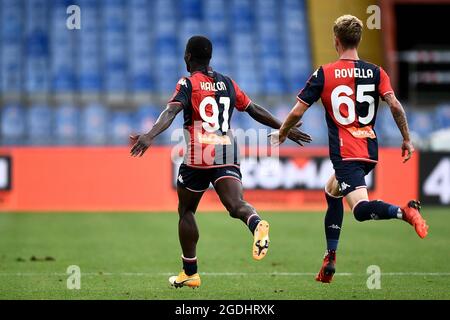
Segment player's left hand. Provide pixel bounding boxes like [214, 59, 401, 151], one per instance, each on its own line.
[401, 139, 414, 163]
[130, 134, 153, 157]
[287, 121, 312, 146]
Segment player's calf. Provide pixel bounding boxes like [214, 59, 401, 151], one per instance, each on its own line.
[224, 199, 264, 235]
[352, 198, 429, 239]
[352, 199, 402, 222]
[324, 190, 344, 252]
[226, 200, 253, 220]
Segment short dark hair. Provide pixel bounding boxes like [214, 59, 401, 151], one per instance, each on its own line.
[333, 15, 363, 49]
[186, 36, 212, 64]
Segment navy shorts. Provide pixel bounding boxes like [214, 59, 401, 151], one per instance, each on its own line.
[333, 161, 376, 196]
[177, 164, 242, 192]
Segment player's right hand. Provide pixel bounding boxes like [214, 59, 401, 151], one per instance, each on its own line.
[130, 133, 153, 157]
[401, 139, 414, 163]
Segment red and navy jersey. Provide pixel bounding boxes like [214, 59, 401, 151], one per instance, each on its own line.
[169, 69, 251, 167]
[297, 59, 394, 163]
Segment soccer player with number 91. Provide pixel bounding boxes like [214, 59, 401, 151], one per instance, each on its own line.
[274, 15, 429, 284]
[130, 36, 312, 288]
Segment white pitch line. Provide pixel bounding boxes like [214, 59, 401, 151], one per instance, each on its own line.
[1, 272, 450, 277]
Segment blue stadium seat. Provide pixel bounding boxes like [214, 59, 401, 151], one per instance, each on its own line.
[178, 19, 202, 49]
[160, 106, 185, 145]
[409, 109, 435, 137]
[298, 104, 328, 146]
[50, 1, 76, 92]
[110, 110, 133, 145]
[434, 104, 450, 130]
[128, 0, 153, 91]
[281, 0, 311, 90]
[203, 0, 227, 37]
[80, 104, 108, 145]
[231, 0, 254, 32]
[101, 0, 127, 92]
[1, 104, 26, 145]
[376, 106, 403, 146]
[1, 0, 24, 92]
[230, 110, 267, 146]
[25, 0, 50, 93]
[77, 0, 101, 91]
[232, 111, 251, 131]
[154, 0, 177, 40]
[135, 105, 160, 134]
[261, 59, 286, 94]
[28, 104, 53, 145]
[55, 105, 79, 145]
[230, 110, 244, 131]
[180, 0, 202, 20]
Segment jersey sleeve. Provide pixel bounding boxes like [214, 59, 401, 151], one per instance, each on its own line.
[297, 67, 324, 106]
[231, 80, 252, 112]
[378, 67, 394, 99]
[168, 77, 192, 108]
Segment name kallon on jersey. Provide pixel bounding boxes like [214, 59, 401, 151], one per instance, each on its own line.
[200, 81, 227, 91]
[335, 68, 374, 79]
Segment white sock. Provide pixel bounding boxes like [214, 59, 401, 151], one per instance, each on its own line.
[397, 208, 403, 219]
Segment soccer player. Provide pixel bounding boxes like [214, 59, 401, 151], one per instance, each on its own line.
[273, 15, 429, 283]
[130, 36, 312, 288]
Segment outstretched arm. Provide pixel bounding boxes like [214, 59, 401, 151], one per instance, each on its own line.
[276, 100, 309, 145]
[130, 102, 183, 157]
[384, 92, 414, 163]
[245, 102, 312, 145]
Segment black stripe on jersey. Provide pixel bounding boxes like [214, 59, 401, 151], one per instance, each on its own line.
[354, 60, 380, 161]
[174, 78, 193, 128]
[326, 110, 341, 163]
[369, 65, 381, 160]
[214, 72, 239, 165]
[353, 60, 380, 127]
[222, 74, 239, 165]
[215, 72, 236, 134]
[297, 67, 325, 106]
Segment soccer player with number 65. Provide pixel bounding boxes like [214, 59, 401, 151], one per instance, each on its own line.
[273, 15, 429, 284]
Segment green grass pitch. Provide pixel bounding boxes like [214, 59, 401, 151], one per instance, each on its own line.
[0, 208, 449, 300]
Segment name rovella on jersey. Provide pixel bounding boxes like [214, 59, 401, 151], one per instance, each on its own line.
[297, 59, 394, 163]
[335, 68, 374, 79]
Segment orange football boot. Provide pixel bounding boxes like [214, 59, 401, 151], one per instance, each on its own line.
[253, 220, 270, 260]
[315, 250, 336, 283]
[169, 271, 201, 288]
[401, 200, 429, 239]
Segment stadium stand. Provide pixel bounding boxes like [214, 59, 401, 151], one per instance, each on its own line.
[1, 104, 26, 145]
[0, 0, 447, 147]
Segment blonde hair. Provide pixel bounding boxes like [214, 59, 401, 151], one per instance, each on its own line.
[333, 15, 363, 49]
